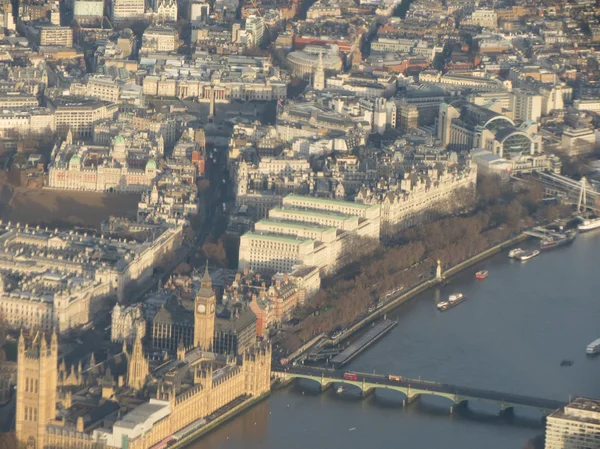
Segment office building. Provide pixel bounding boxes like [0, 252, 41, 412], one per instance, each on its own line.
[545, 397, 600, 449]
[39, 26, 74, 47]
[111, 0, 145, 20]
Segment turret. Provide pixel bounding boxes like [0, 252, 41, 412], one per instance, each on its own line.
[177, 340, 185, 361]
[51, 328, 58, 355]
[18, 329, 24, 355]
[40, 332, 47, 353]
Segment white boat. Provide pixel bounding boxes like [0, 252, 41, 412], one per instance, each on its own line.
[518, 250, 539, 261]
[587, 338, 600, 354]
[508, 248, 525, 258]
[437, 301, 448, 310]
[448, 293, 463, 302]
[578, 217, 600, 232]
[577, 178, 600, 232]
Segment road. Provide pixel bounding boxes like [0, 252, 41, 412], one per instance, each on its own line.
[275, 365, 566, 411]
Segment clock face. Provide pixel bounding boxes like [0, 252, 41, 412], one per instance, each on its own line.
[198, 304, 206, 313]
[210, 304, 215, 313]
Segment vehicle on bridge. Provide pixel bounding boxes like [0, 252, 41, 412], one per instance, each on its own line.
[388, 375, 402, 381]
[343, 372, 358, 381]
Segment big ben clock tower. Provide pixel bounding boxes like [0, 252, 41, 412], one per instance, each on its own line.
[194, 263, 216, 351]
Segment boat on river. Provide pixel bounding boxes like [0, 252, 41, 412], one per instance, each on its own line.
[475, 270, 488, 279]
[517, 250, 539, 261]
[438, 294, 467, 312]
[540, 230, 576, 251]
[577, 177, 600, 232]
[578, 216, 600, 232]
[587, 338, 600, 355]
[508, 248, 525, 258]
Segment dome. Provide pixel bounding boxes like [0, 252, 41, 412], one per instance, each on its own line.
[114, 136, 125, 145]
[145, 159, 157, 170]
[70, 154, 80, 165]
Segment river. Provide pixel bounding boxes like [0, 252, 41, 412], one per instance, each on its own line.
[189, 233, 600, 449]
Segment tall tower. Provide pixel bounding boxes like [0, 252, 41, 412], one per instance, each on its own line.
[127, 333, 149, 391]
[16, 329, 58, 449]
[194, 263, 216, 351]
[313, 52, 325, 91]
[373, 98, 387, 135]
[208, 87, 216, 123]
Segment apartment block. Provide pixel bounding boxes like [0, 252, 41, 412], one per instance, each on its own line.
[545, 398, 600, 449]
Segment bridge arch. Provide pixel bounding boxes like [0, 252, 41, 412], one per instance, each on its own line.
[293, 376, 328, 392]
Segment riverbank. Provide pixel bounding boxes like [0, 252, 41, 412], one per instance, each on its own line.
[329, 232, 529, 347]
[172, 391, 271, 449]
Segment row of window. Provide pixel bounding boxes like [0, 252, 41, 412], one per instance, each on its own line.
[25, 377, 39, 393]
[24, 406, 38, 421]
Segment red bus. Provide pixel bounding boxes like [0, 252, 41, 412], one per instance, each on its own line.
[343, 373, 357, 381]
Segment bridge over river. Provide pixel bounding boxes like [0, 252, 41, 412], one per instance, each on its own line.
[272, 366, 566, 415]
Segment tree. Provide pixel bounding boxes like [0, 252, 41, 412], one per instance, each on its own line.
[543, 204, 560, 222]
[202, 239, 228, 267]
[477, 174, 503, 204]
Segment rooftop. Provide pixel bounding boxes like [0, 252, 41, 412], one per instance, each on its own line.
[256, 219, 336, 233]
[284, 194, 379, 212]
[242, 232, 315, 246]
[270, 207, 357, 221]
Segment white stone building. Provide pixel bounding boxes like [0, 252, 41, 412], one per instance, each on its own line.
[0, 108, 55, 137]
[355, 162, 477, 231]
[0, 222, 183, 332]
[111, 303, 146, 343]
[48, 133, 160, 193]
[112, 0, 145, 20]
[49, 97, 118, 139]
[238, 194, 381, 275]
[545, 397, 600, 449]
[141, 26, 179, 53]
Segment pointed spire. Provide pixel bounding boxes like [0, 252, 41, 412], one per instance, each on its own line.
[51, 327, 58, 349]
[177, 339, 185, 361]
[122, 339, 128, 356]
[18, 328, 25, 352]
[40, 332, 47, 351]
[201, 261, 211, 287]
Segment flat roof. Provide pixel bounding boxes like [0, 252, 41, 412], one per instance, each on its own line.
[284, 194, 379, 212]
[242, 232, 315, 245]
[270, 207, 357, 221]
[549, 398, 600, 425]
[256, 219, 336, 233]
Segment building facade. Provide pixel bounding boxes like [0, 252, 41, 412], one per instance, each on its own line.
[545, 398, 600, 449]
[16, 329, 271, 449]
[0, 222, 183, 332]
[112, 0, 145, 19]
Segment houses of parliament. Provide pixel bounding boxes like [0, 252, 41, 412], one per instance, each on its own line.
[15, 267, 272, 449]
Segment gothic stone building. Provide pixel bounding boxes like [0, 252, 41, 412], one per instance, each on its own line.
[15, 268, 271, 449]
